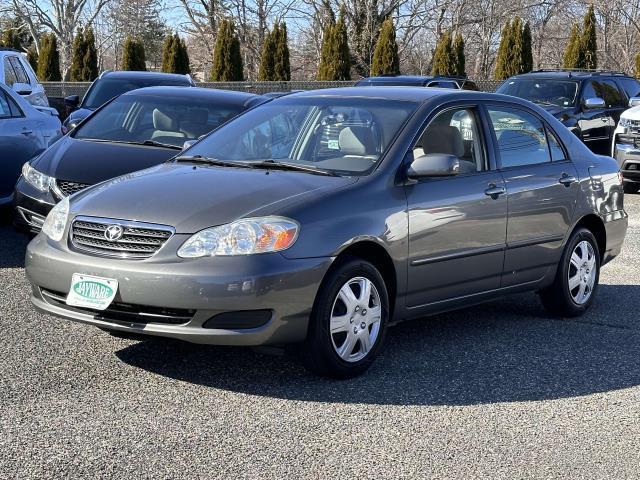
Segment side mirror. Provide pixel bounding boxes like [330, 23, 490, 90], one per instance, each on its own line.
[64, 95, 80, 109]
[12, 82, 32, 96]
[583, 97, 605, 109]
[407, 153, 460, 179]
[629, 97, 640, 108]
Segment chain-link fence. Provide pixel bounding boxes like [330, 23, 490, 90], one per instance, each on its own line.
[43, 79, 502, 99]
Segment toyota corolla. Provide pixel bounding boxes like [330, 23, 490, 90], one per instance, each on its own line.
[25, 88, 628, 378]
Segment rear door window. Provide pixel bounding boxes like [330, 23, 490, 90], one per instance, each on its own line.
[3, 58, 17, 86]
[487, 107, 551, 168]
[8, 57, 30, 84]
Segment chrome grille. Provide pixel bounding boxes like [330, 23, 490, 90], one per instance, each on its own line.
[55, 180, 91, 197]
[70, 217, 174, 259]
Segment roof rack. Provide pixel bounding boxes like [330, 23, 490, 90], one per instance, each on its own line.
[0, 47, 20, 53]
[531, 68, 627, 77]
[433, 74, 468, 80]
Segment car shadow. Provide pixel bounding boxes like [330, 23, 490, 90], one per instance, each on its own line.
[0, 224, 29, 269]
[115, 284, 640, 406]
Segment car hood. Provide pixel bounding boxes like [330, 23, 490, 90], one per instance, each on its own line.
[621, 105, 640, 120]
[31, 136, 179, 185]
[70, 163, 358, 233]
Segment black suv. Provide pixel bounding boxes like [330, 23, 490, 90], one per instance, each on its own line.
[355, 75, 479, 90]
[62, 70, 196, 130]
[496, 69, 640, 153]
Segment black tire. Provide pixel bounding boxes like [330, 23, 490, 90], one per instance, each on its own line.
[302, 257, 389, 379]
[539, 227, 600, 317]
[623, 183, 639, 194]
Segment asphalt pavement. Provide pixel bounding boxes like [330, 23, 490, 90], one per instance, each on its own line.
[1, 196, 639, 479]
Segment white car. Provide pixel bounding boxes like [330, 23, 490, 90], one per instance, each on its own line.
[0, 47, 49, 107]
[612, 96, 640, 193]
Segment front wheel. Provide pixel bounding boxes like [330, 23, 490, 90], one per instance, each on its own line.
[539, 228, 600, 317]
[302, 257, 389, 378]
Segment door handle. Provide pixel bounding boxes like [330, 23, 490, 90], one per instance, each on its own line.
[559, 173, 577, 186]
[21, 130, 33, 136]
[601, 118, 609, 122]
[484, 184, 506, 199]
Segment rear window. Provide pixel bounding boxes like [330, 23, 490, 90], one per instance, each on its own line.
[82, 77, 191, 109]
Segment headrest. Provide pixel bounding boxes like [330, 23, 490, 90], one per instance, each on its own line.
[153, 109, 176, 131]
[338, 126, 375, 156]
[420, 124, 464, 158]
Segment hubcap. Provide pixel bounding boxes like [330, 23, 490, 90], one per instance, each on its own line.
[568, 240, 596, 305]
[329, 276, 382, 363]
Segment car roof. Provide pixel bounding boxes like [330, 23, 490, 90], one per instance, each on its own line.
[122, 86, 258, 103]
[282, 86, 492, 103]
[100, 70, 192, 82]
[509, 70, 631, 81]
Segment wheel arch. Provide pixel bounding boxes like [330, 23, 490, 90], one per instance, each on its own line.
[572, 214, 606, 261]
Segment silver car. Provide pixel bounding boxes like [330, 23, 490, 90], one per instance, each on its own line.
[26, 88, 628, 378]
[0, 83, 61, 207]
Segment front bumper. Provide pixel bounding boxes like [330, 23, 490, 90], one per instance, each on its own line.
[614, 141, 640, 185]
[26, 234, 333, 346]
[13, 178, 55, 233]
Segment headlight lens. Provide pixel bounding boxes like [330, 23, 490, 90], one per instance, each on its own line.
[177, 217, 299, 258]
[42, 196, 69, 241]
[619, 117, 632, 128]
[22, 162, 53, 192]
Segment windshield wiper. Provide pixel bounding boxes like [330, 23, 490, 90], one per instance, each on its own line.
[80, 138, 182, 150]
[173, 155, 254, 168]
[246, 159, 339, 176]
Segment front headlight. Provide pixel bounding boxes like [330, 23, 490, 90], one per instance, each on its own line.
[22, 162, 53, 192]
[177, 217, 299, 258]
[619, 117, 632, 129]
[42, 196, 69, 241]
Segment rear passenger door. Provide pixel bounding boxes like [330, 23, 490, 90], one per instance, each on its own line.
[485, 104, 579, 288]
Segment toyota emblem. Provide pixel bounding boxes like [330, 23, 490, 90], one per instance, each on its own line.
[104, 225, 124, 242]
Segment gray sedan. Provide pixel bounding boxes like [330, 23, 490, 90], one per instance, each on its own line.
[0, 83, 61, 206]
[25, 88, 628, 378]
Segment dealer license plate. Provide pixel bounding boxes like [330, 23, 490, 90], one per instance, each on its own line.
[66, 274, 118, 311]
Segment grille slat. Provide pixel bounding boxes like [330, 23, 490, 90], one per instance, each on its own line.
[70, 217, 174, 259]
[55, 180, 91, 197]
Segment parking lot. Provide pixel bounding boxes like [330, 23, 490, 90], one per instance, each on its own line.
[0, 195, 638, 478]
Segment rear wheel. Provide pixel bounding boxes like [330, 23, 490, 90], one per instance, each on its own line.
[302, 257, 389, 378]
[539, 227, 600, 317]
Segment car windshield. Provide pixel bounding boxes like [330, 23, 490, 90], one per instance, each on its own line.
[184, 98, 417, 176]
[82, 78, 190, 109]
[74, 94, 244, 148]
[497, 79, 579, 107]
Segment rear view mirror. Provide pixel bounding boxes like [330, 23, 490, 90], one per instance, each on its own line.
[407, 153, 460, 179]
[12, 82, 32, 96]
[629, 97, 640, 108]
[583, 97, 605, 109]
[64, 95, 80, 109]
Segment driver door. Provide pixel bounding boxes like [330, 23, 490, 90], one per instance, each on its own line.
[405, 105, 508, 309]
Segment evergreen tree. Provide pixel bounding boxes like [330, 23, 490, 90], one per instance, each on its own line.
[258, 26, 276, 80]
[210, 19, 243, 81]
[161, 34, 176, 73]
[1, 28, 21, 49]
[176, 35, 190, 74]
[274, 22, 291, 81]
[37, 34, 61, 81]
[563, 24, 583, 68]
[161, 33, 189, 74]
[27, 47, 38, 72]
[70, 28, 86, 81]
[316, 8, 350, 80]
[508, 17, 524, 75]
[635, 53, 640, 79]
[522, 22, 533, 73]
[82, 27, 99, 80]
[494, 20, 513, 80]
[370, 17, 400, 76]
[453, 33, 466, 77]
[431, 31, 455, 76]
[582, 4, 598, 69]
[122, 36, 147, 71]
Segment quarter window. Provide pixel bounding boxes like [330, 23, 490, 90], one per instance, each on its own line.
[546, 128, 566, 161]
[3, 58, 17, 86]
[488, 107, 551, 168]
[0, 89, 22, 118]
[414, 107, 486, 173]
